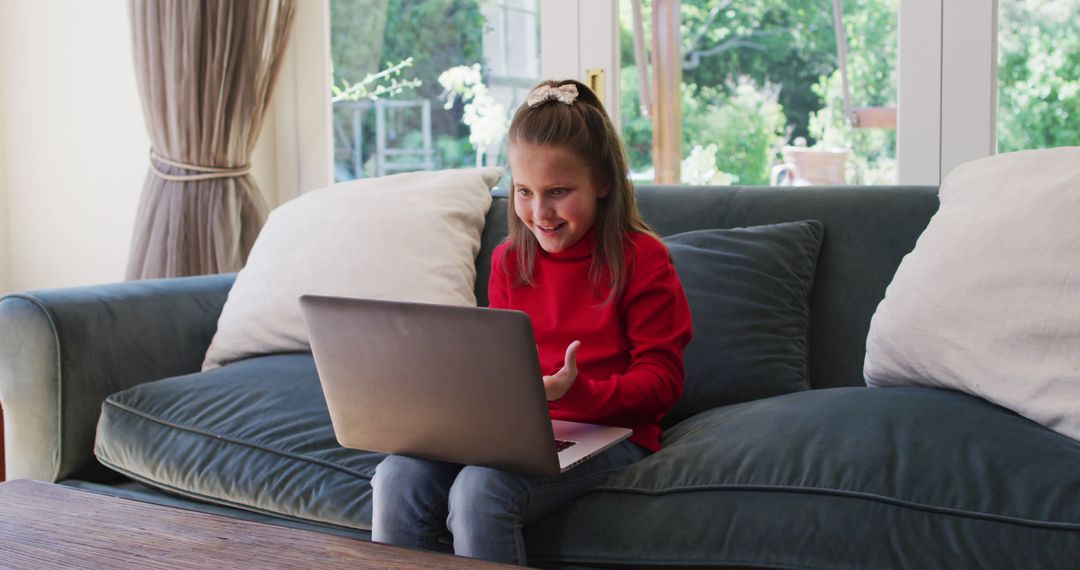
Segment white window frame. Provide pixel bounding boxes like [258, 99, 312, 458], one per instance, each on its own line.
[899, 0, 998, 184]
[540, 0, 621, 129]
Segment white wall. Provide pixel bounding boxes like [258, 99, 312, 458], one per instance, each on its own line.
[0, 96, 10, 295]
[0, 0, 147, 293]
[0, 0, 281, 295]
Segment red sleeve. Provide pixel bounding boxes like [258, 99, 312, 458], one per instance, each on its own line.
[555, 235, 693, 425]
[487, 243, 511, 309]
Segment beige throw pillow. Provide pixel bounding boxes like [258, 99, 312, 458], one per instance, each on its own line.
[864, 147, 1080, 440]
[202, 167, 503, 370]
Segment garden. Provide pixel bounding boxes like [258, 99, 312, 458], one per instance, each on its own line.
[330, 0, 1079, 186]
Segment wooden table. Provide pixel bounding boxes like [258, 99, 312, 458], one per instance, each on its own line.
[0, 480, 518, 569]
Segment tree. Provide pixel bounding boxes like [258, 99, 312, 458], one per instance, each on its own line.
[677, 0, 838, 141]
[330, 0, 486, 173]
[620, 0, 897, 184]
[807, 0, 897, 183]
[682, 79, 788, 185]
[330, 0, 390, 84]
[997, 0, 1080, 152]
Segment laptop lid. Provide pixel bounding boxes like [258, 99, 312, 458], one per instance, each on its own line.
[300, 294, 565, 475]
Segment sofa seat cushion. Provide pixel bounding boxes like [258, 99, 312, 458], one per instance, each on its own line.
[95, 354, 382, 531]
[524, 387, 1080, 568]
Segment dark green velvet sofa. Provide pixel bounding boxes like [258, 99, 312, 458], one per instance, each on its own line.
[3, 185, 1079, 568]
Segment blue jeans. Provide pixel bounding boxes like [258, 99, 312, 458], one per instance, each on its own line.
[370, 439, 647, 566]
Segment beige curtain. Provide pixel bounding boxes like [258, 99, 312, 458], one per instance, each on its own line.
[126, 0, 297, 279]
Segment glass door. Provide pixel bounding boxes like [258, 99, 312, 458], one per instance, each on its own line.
[618, 0, 899, 186]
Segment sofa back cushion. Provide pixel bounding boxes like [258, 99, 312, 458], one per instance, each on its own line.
[476, 185, 939, 389]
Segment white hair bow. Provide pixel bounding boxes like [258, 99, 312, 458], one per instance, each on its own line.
[526, 84, 579, 107]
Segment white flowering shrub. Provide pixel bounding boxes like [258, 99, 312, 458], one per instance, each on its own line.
[438, 64, 509, 166]
[681, 144, 739, 186]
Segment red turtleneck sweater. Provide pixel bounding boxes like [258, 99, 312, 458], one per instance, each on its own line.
[487, 229, 693, 452]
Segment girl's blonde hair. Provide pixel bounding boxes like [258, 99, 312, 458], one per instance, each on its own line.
[505, 79, 661, 304]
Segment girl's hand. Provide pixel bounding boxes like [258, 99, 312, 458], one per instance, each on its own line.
[542, 340, 580, 401]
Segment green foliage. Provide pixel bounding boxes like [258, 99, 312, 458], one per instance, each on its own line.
[620, 0, 897, 184]
[809, 72, 895, 183]
[809, 0, 897, 185]
[677, 0, 838, 141]
[621, 0, 833, 140]
[331, 58, 423, 102]
[331, 0, 486, 171]
[331, 0, 390, 83]
[619, 65, 656, 173]
[379, 0, 485, 101]
[622, 67, 786, 184]
[332, 0, 483, 99]
[806, 0, 896, 183]
[682, 79, 787, 185]
[330, 0, 1076, 185]
[682, 144, 738, 185]
[997, 0, 1080, 152]
[434, 134, 472, 169]
[835, 0, 897, 109]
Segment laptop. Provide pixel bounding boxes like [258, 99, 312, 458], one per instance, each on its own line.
[299, 294, 633, 476]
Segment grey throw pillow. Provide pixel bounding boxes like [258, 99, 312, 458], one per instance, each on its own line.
[663, 221, 825, 426]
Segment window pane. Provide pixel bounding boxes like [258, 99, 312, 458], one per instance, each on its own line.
[620, 0, 897, 186]
[331, 0, 540, 182]
[997, 0, 1080, 153]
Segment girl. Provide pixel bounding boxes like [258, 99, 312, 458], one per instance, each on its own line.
[370, 79, 692, 565]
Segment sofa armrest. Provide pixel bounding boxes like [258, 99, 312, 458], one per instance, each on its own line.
[0, 274, 235, 482]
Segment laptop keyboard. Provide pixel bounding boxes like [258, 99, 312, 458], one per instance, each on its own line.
[554, 439, 577, 453]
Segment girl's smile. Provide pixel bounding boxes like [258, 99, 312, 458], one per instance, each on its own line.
[508, 143, 609, 253]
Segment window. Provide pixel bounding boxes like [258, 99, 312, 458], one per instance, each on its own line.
[330, 0, 540, 182]
[619, 0, 898, 186]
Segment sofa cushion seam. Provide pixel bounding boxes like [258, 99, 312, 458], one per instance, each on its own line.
[526, 551, 819, 570]
[582, 483, 1080, 531]
[101, 398, 373, 481]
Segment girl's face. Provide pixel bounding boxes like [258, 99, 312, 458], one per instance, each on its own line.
[508, 142, 609, 253]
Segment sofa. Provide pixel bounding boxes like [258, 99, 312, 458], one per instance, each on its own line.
[2, 184, 1079, 568]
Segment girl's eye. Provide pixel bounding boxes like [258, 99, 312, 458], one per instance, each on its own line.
[517, 188, 532, 197]
[551, 188, 566, 196]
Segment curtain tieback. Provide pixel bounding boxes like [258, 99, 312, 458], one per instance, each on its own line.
[149, 150, 252, 182]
